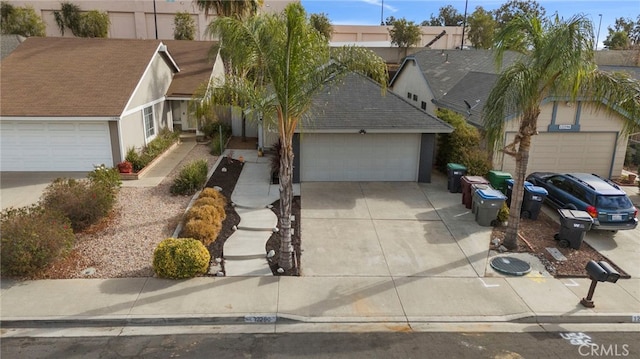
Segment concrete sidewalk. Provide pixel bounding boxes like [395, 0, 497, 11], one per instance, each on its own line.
[1, 149, 639, 335]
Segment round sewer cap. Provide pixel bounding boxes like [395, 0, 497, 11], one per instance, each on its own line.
[490, 256, 531, 276]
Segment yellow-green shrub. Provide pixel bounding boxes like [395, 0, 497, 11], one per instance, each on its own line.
[199, 188, 226, 202]
[182, 218, 222, 246]
[152, 238, 210, 279]
[186, 205, 225, 224]
[194, 196, 226, 210]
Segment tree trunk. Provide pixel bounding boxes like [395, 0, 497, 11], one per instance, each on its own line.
[277, 138, 294, 270]
[503, 109, 539, 250]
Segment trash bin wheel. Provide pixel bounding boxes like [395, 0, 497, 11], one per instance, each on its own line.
[553, 233, 559, 240]
[558, 239, 570, 248]
[521, 210, 531, 219]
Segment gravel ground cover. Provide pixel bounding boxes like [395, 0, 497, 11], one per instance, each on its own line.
[34, 143, 217, 279]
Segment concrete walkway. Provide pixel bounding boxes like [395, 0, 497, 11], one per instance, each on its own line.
[1, 149, 639, 336]
[223, 150, 298, 276]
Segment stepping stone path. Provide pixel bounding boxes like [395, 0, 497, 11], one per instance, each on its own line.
[223, 150, 279, 276]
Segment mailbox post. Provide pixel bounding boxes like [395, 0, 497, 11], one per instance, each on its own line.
[580, 260, 620, 308]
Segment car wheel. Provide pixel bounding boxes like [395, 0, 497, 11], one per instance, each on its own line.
[563, 204, 578, 210]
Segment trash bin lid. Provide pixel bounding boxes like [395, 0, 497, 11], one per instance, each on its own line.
[488, 170, 512, 179]
[490, 256, 531, 276]
[447, 163, 467, 170]
[462, 175, 488, 184]
[477, 188, 507, 200]
[558, 209, 593, 222]
[525, 185, 548, 195]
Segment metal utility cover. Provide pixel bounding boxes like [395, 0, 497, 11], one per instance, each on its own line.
[491, 256, 532, 276]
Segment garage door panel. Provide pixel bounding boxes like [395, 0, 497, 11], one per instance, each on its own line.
[301, 133, 420, 181]
[502, 132, 615, 177]
[0, 121, 112, 171]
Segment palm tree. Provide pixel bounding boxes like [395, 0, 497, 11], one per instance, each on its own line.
[204, 3, 388, 270]
[484, 14, 640, 250]
[194, 0, 263, 19]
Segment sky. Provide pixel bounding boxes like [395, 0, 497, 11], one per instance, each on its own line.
[300, 0, 640, 48]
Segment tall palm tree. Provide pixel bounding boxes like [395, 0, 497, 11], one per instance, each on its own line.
[484, 14, 640, 250]
[205, 3, 388, 270]
[194, 0, 263, 19]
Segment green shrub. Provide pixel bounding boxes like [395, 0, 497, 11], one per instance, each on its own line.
[41, 178, 116, 232]
[0, 205, 75, 277]
[125, 129, 180, 172]
[210, 133, 226, 155]
[171, 160, 209, 195]
[496, 203, 509, 223]
[87, 164, 121, 195]
[152, 238, 210, 279]
[182, 218, 221, 246]
[462, 151, 492, 177]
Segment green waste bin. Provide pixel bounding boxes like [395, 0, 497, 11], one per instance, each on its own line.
[447, 163, 467, 193]
[488, 170, 512, 194]
[474, 188, 507, 226]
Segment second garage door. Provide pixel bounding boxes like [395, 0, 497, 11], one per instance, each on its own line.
[300, 133, 420, 181]
[501, 132, 616, 177]
[0, 121, 113, 171]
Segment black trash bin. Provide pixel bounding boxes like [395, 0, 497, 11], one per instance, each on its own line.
[447, 163, 467, 193]
[521, 185, 548, 220]
[505, 178, 532, 207]
[555, 209, 593, 249]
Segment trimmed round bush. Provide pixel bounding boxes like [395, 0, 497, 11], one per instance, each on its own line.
[152, 238, 210, 279]
[200, 188, 225, 201]
[182, 218, 221, 246]
[186, 204, 225, 224]
[194, 196, 226, 210]
[0, 205, 75, 277]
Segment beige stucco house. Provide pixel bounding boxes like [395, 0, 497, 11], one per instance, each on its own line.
[390, 49, 638, 179]
[10, 0, 296, 40]
[0, 37, 223, 171]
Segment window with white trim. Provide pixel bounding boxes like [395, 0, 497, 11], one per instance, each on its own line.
[143, 106, 155, 138]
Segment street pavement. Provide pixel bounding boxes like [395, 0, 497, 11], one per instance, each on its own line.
[1, 148, 639, 337]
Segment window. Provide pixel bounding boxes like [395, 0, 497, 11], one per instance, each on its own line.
[421, 101, 427, 110]
[143, 106, 155, 138]
[412, 94, 418, 101]
[407, 92, 412, 99]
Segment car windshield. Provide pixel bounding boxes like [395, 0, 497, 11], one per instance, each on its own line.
[596, 195, 633, 210]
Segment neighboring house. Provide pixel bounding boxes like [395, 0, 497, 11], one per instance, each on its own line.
[10, 0, 296, 40]
[261, 72, 453, 183]
[0, 37, 222, 171]
[390, 49, 638, 179]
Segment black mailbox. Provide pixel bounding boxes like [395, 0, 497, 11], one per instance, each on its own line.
[585, 260, 609, 282]
[598, 261, 620, 283]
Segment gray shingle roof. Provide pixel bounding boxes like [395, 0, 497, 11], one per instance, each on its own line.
[302, 72, 453, 133]
[599, 65, 640, 80]
[395, 49, 520, 100]
[434, 72, 498, 127]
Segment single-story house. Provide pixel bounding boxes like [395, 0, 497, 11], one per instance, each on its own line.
[0, 37, 222, 171]
[389, 49, 638, 178]
[261, 72, 454, 183]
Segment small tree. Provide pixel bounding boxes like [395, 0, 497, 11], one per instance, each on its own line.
[388, 17, 422, 58]
[0, 2, 46, 37]
[603, 17, 638, 50]
[54, 2, 110, 38]
[422, 5, 464, 26]
[310, 12, 332, 40]
[174, 12, 196, 40]
[467, 6, 496, 49]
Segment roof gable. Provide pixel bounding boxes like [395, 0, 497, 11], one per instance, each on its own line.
[164, 40, 220, 98]
[0, 37, 175, 117]
[302, 72, 453, 133]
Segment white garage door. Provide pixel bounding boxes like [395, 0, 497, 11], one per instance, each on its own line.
[300, 133, 420, 181]
[0, 121, 113, 171]
[502, 132, 616, 177]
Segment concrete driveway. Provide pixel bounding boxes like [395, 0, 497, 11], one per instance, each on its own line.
[300, 179, 488, 278]
[0, 172, 87, 210]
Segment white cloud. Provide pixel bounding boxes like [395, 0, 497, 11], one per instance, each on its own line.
[360, 0, 398, 13]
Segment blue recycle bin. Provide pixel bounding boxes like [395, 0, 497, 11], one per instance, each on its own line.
[521, 185, 548, 220]
[505, 178, 533, 208]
